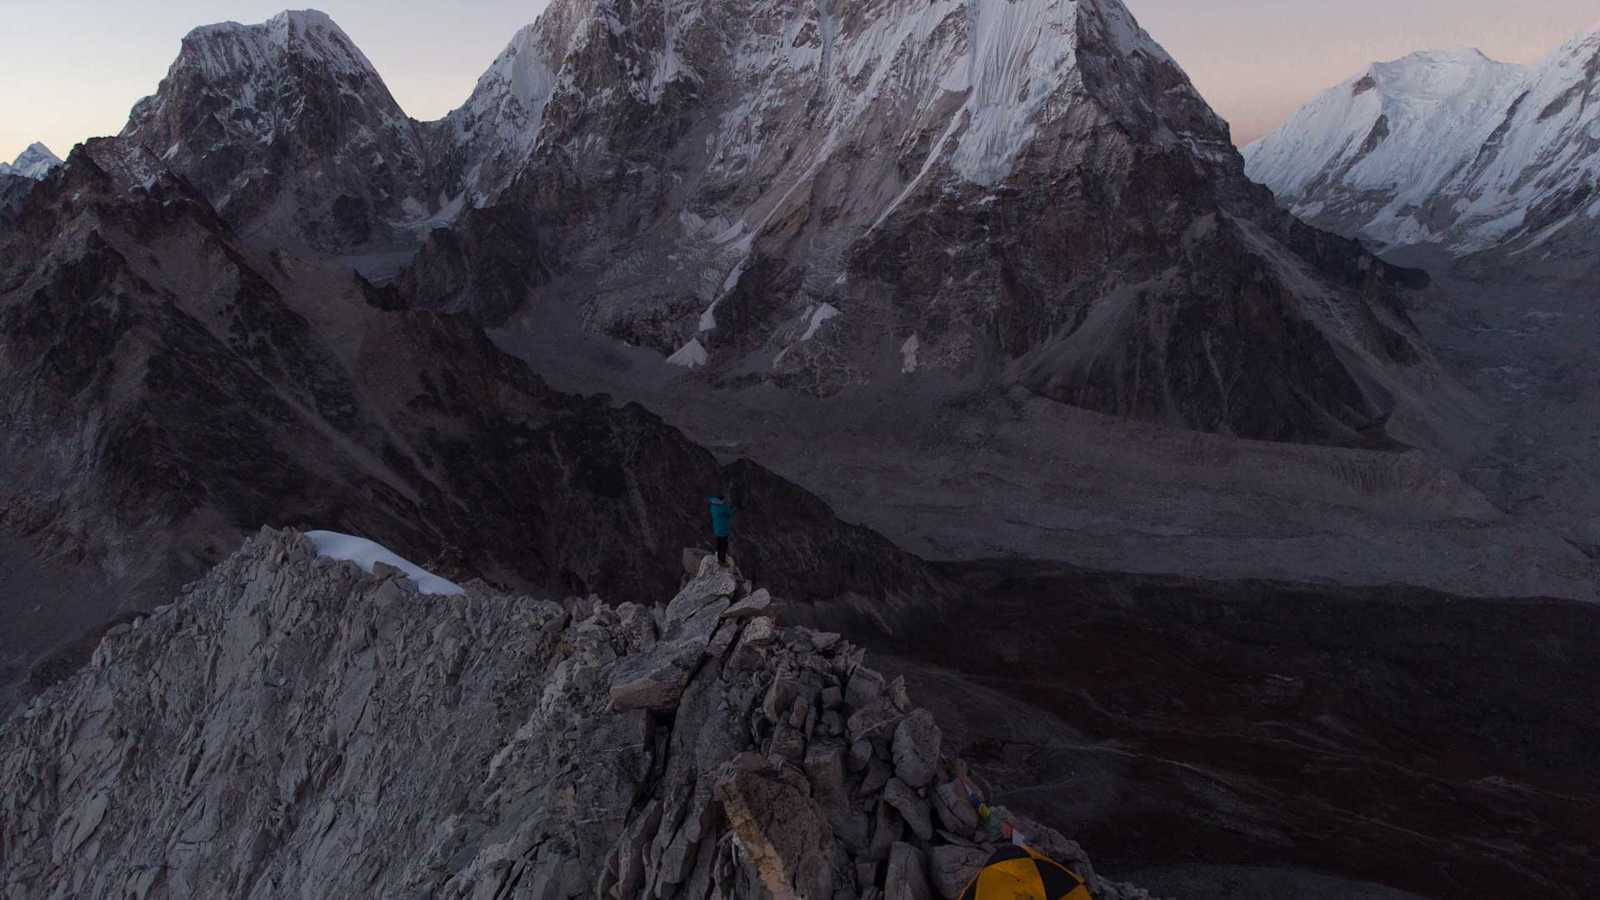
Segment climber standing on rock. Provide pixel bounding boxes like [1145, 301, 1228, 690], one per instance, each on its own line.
[708, 491, 735, 567]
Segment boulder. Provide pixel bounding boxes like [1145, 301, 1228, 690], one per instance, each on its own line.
[666, 564, 738, 625]
[888, 676, 911, 712]
[891, 710, 941, 788]
[884, 843, 934, 900]
[723, 589, 774, 620]
[609, 599, 729, 711]
[867, 797, 903, 861]
[821, 686, 844, 710]
[769, 722, 808, 764]
[820, 710, 845, 737]
[927, 845, 989, 900]
[715, 766, 835, 900]
[807, 741, 870, 851]
[682, 547, 713, 577]
[858, 755, 893, 797]
[857, 860, 880, 892]
[847, 702, 905, 745]
[932, 781, 980, 835]
[845, 667, 886, 710]
[847, 738, 874, 772]
[728, 616, 778, 671]
[764, 673, 817, 725]
[881, 778, 934, 841]
[705, 620, 740, 662]
[614, 602, 658, 655]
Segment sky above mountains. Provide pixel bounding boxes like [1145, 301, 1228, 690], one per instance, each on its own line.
[1, 0, 1595, 161]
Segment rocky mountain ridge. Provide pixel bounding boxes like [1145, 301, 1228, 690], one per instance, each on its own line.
[1244, 25, 1600, 281]
[0, 528, 1156, 900]
[102, 2, 1442, 447]
[0, 135, 942, 712]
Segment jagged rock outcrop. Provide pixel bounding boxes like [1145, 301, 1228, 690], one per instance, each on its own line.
[0, 529, 1153, 900]
[0, 173, 33, 222]
[405, 0, 1433, 446]
[118, 10, 437, 252]
[1244, 26, 1600, 282]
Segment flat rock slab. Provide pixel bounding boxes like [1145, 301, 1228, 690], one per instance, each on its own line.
[665, 565, 739, 625]
[723, 588, 773, 620]
[610, 599, 730, 711]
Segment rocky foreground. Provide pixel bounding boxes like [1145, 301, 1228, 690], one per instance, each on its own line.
[0, 529, 1153, 899]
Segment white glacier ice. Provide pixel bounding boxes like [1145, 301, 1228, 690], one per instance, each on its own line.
[305, 530, 465, 596]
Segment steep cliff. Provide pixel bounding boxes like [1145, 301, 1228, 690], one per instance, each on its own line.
[405, 0, 1432, 445]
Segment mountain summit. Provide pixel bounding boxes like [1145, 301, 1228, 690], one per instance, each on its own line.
[119, 9, 436, 253]
[0, 142, 63, 179]
[1244, 26, 1600, 280]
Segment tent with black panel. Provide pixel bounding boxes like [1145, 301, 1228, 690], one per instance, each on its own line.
[959, 844, 1094, 900]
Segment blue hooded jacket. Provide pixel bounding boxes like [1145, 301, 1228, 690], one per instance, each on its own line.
[708, 496, 735, 537]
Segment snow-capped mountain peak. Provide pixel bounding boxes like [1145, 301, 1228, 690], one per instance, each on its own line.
[178, 8, 378, 80]
[0, 142, 63, 180]
[1244, 23, 1600, 280]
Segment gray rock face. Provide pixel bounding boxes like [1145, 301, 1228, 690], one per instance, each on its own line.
[666, 559, 740, 624]
[885, 843, 935, 900]
[406, 0, 1433, 447]
[928, 845, 989, 900]
[882, 778, 934, 842]
[715, 767, 836, 900]
[891, 709, 942, 788]
[119, 11, 436, 252]
[0, 529, 1144, 900]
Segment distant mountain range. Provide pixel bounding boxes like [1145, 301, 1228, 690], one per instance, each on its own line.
[90, 2, 1436, 447]
[1245, 25, 1600, 281]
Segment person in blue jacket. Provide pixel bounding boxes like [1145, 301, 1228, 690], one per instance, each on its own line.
[708, 493, 735, 567]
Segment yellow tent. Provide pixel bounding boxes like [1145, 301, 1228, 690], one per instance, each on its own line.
[958, 844, 1094, 900]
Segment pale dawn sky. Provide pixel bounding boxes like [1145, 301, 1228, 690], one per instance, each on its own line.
[1, 0, 1596, 163]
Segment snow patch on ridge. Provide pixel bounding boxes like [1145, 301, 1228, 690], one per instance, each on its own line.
[305, 530, 464, 596]
[801, 303, 841, 340]
[900, 334, 920, 373]
[667, 338, 708, 368]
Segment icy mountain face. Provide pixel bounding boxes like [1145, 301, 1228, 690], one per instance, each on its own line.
[1244, 27, 1600, 279]
[0, 528, 1154, 900]
[118, 10, 435, 252]
[410, 0, 1431, 445]
[425, 0, 594, 208]
[0, 142, 63, 179]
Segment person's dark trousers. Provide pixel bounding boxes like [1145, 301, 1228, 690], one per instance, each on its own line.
[717, 536, 729, 566]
